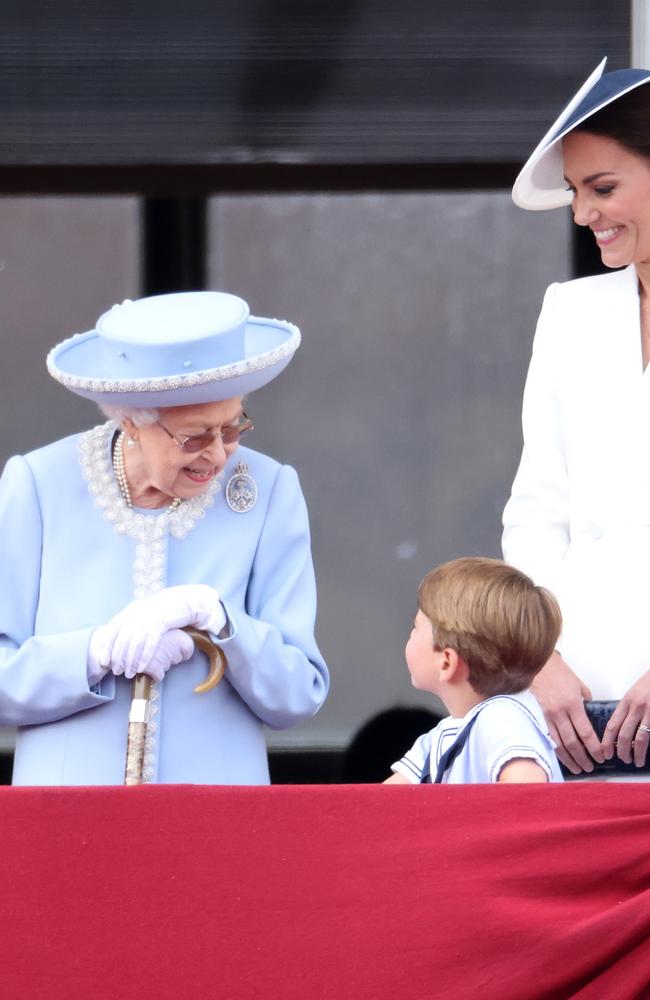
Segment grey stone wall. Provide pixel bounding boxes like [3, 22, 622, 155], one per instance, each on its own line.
[0, 196, 139, 751]
[208, 192, 571, 746]
[0, 197, 140, 465]
[0, 191, 570, 751]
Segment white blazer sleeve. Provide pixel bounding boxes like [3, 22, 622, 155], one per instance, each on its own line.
[502, 283, 571, 594]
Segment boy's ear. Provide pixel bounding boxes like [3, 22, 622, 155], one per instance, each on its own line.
[439, 648, 469, 684]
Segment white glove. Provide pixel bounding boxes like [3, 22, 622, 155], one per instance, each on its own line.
[91, 585, 225, 678]
[126, 627, 195, 682]
[88, 626, 196, 683]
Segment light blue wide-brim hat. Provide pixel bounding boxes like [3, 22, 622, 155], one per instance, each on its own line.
[512, 58, 650, 211]
[47, 291, 301, 407]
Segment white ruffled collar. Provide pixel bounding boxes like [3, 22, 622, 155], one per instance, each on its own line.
[79, 420, 223, 556]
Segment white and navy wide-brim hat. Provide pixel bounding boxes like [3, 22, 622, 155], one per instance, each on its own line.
[47, 291, 301, 407]
[512, 58, 650, 211]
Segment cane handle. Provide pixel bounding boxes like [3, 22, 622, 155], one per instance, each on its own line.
[183, 626, 227, 693]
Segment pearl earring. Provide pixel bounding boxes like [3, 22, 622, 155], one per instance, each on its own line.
[126, 437, 136, 448]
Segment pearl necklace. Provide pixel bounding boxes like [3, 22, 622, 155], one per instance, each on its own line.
[112, 431, 181, 512]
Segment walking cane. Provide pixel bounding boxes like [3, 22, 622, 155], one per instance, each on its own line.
[124, 627, 227, 785]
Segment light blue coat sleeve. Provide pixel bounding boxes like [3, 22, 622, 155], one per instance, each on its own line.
[218, 464, 329, 728]
[0, 456, 111, 725]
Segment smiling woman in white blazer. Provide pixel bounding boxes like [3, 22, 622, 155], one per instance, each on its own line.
[503, 60, 650, 776]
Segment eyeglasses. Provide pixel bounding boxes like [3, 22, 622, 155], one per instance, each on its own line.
[156, 412, 254, 453]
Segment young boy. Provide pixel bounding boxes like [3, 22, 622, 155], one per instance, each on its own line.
[386, 557, 564, 784]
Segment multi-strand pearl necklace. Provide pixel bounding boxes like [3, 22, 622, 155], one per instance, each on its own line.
[112, 430, 181, 511]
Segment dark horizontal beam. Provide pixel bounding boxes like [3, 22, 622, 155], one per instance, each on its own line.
[0, 162, 520, 196]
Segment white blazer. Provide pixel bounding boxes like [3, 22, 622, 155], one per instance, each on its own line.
[503, 264, 650, 698]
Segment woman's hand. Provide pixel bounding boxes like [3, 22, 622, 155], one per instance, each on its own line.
[601, 671, 650, 767]
[123, 628, 195, 682]
[92, 585, 226, 677]
[89, 626, 195, 683]
[531, 650, 604, 774]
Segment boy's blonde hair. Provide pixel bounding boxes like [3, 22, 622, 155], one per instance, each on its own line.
[417, 557, 561, 698]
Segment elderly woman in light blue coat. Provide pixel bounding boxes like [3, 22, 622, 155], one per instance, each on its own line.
[0, 291, 329, 784]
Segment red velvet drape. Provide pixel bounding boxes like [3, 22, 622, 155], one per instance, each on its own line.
[0, 785, 648, 999]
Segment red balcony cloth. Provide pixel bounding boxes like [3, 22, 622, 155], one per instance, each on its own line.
[0, 784, 648, 1000]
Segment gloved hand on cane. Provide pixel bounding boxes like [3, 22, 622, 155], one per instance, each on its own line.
[88, 585, 226, 681]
